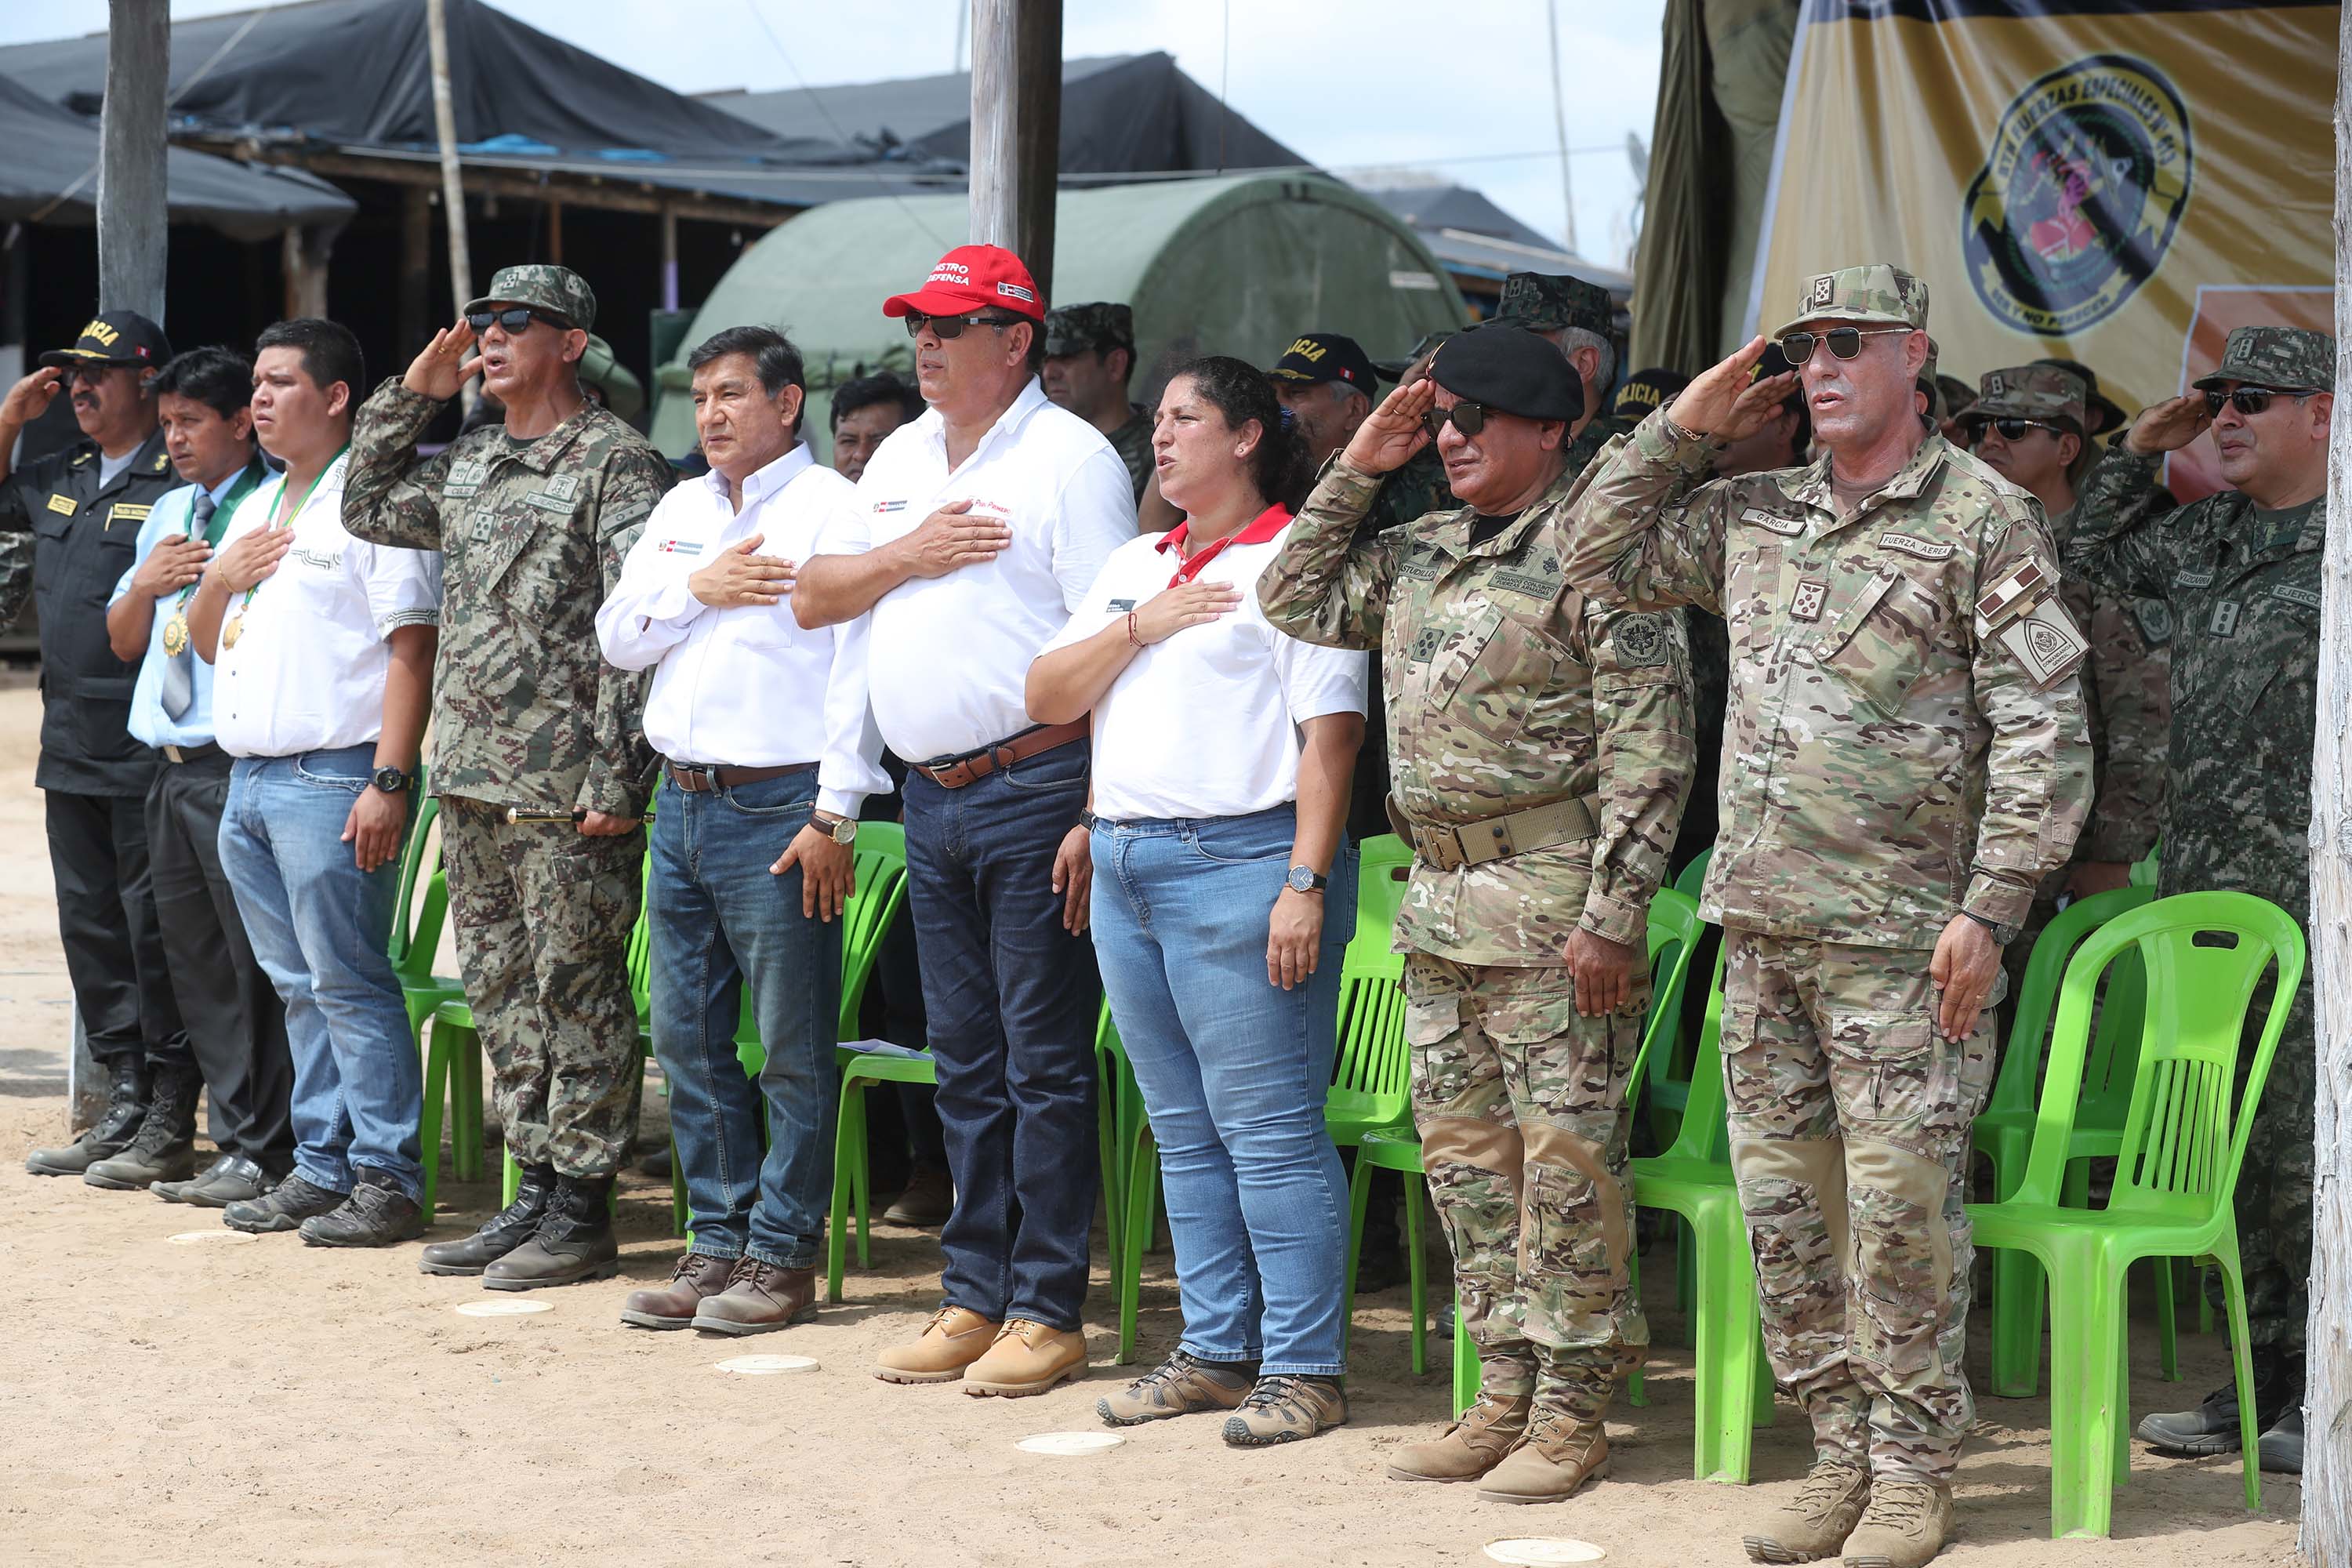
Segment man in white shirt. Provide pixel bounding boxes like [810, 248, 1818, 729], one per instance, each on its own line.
[598, 327, 886, 1334]
[795, 245, 1136, 1396]
[188, 319, 443, 1248]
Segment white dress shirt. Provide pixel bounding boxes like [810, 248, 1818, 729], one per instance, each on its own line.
[814, 376, 1136, 764]
[597, 441, 887, 818]
[1040, 512, 1369, 822]
[211, 452, 444, 758]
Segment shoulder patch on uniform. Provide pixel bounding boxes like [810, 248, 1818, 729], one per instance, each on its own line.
[1612, 612, 1670, 666]
[539, 474, 582, 503]
[2176, 566, 2216, 589]
[1739, 506, 1804, 536]
[1975, 560, 2086, 688]
[2134, 599, 2172, 644]
[1878, 531, 1954, 561]
[2273, 583, 2323, 610]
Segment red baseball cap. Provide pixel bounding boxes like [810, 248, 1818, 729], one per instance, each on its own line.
[882, 244, 1045, 324]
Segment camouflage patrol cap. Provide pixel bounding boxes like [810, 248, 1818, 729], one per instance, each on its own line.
[1373, 328, 1457, 380]
[1772, 263, 1929, 339]
[2191, 325, 2336, 394]
[1967, 364, 2088, 435]
[1041, 302, 1134, 358]
[2030, 358, 2125, 434]
[1915, 336, 1944, 424]
[575, 333, 644, 423]
[1493, 271, 1613, 336]
[464, 264, 597, 332]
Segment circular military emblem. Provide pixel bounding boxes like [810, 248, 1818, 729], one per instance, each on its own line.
[1961, 54, 2193, 337]
[1613, 612, 1668, 666]
[2134, 597, 2172, 646]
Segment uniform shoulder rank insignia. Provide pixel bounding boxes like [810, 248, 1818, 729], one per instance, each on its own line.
[1613, 612, 1669, 666]
[1973, 559, 2087, 687]
[150, 452, 170, 473]
[70, 451, 93, 469]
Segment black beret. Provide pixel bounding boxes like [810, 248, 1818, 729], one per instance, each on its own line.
[1429, 325, 1584, 424]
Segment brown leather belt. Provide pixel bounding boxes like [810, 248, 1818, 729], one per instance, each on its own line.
[1388, 792, 1603, 873]
[666, 760, 815, 793]
[914, 720, 1089, 790]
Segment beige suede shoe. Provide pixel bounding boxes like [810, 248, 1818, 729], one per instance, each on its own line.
[873, 1306, 1002, 1384]
[964, 1318, 1088, 1397]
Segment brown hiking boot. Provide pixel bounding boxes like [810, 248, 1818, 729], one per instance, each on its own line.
[875, 1306, 1002, 1384]
[965, 1318, 1088, 1397]
[619, 1252, 735, 1330]
[1221, 1375, 1348, 1446]
[1388, 1393, 1532, 1483]
[1476, 1409, 1610, 1504]
[883, 1164, 953, 1227]
[1838, 1477, 1951, 1568]
[1096, 1349, 1255, 1426]
[692, 1259, 818, 1335]
[1744, 1460, 1871, 1563]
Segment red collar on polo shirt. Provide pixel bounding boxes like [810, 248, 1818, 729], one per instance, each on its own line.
[1156, 503, 1292, 586]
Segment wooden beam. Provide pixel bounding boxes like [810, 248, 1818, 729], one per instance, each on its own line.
[98, 0, 170, 321]
[967, 0, 1062, 296]
[546, 198, 563, 264]
[280, 225, 331, 319]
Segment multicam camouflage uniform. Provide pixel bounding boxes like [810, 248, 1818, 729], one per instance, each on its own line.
[1563, 264, 2092, 1482]
[2062, 325, 2334, 1354]
[1042, 302, 1152, 500]
[343, 265, 673, 1181]
[1261, 452, 1695, 1421]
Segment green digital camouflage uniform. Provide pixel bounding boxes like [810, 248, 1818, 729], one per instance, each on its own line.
[2062, 325, 2334, 1354]
[1563, 264, 2093, 1482]
[1043, 302, 1152, 501]
[1260, 453, 1696, 1421]
[343, 264, 673, 1181]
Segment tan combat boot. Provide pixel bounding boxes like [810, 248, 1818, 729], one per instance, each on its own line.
[1743, 1459, 1871, 1563]
[873, 1306, 1002, 1384]
[1388, 1393, 1532, 1483]
[1837, 1477, 1951, 1568]
[1475, 1409, 1609, 1504]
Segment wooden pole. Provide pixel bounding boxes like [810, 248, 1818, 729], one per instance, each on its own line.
[2304, 11, 2352, 1559]
[400, 185, 432, 354]
[546, 198, 563, 266]
[968, 0, 1061, 296]
[98, 0, 170, 322]
[426, 0, 475, 410]
[659, 205, 679, 312]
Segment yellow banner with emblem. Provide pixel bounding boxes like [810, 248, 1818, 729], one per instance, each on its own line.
[1748, 1, 2336, 499]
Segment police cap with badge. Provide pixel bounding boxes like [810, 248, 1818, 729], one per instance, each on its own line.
[40, 310, 172, 375]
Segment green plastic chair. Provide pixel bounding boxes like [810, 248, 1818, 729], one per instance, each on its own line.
[1967, 891, 2303, 1541]
[1671, 845, 1713, 901]
[1645, 845, 1717, 1152]
[392, 792, 481, 1219]
[1976, 884, 2158, 1396]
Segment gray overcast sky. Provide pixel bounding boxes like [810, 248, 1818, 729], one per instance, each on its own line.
[4, 1, 1666, 267]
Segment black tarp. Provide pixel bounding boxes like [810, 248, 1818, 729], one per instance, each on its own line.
[0, 71, 354, 240]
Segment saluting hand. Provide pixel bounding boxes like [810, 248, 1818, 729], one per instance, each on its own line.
[1131, 578, 1240, 644]
[2123, 395, 2212, 456]
[1666, 336, 1796, 441]
[405, 318, 485, 403]
[132, 535, 213, 598]
[690, 533, 797, 608]
[896, 499, 1012, 579]
[1341, 379, 1436, 476]
[0, 366, 63, 426]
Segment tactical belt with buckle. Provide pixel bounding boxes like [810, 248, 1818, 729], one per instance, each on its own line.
[1389, 792, 1603, 873]
[666, 760, 815, 793]
[160, 742, 223, 766]
[913, 719, 1088, 790]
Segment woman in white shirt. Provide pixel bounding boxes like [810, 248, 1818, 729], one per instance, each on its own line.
[1027, 357, 1367, 1446]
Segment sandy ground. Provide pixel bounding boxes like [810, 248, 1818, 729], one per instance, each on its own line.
[0, 686, 2303, 1568]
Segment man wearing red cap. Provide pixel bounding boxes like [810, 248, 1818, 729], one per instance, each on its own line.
[797, 245, 1136, 1396]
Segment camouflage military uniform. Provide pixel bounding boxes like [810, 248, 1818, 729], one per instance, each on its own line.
[1103, 405, 1152, 501]
[1564, 265, 2092, 1481]
[2062, 325, 2333, 1354]
[1043, 302, 1152, 500]
[342, 266, 674, 1180]
[1261, 451, 1695, 1421]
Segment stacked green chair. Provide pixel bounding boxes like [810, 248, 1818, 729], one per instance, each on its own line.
[1968, 891, 2303, 1540]
[1644, 846, 1715, 1151]
[387, 790, 477, 1218]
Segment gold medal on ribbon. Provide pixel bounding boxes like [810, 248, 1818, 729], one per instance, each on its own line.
[162, 611, 190, 657]
[221, 613, 244, 650]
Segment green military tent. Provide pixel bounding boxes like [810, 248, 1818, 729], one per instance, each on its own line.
[649, 173, 1470, 459]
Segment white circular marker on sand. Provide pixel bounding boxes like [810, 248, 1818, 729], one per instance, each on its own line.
[713, 1354, 818, 1375]
[454, 1298, 552, 1317]
[1483, 1541, 1606, 1566]
[1015, 1432, 1123, 1456]
[165, 1229, 259, 1246]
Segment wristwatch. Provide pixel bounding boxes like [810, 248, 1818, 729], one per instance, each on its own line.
[810, 810, 858, 846]
[1285, 866, 1328, 895]
[371, 765, 412, 795]
[1961, 909, 2020, 946]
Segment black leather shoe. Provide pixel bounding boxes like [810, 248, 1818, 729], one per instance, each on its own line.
[418, 1163, 556, 1276]
[2137, 1352, 2299, 1455]
[2259, 1407, 2304, 1473]
[223, 1174, 348, 1234]
[484, 1173, 619, 1290]
[26, 1058, 147, 1175]
[301, 1169, 426, 1247]
[167, 1154, 274, 1207]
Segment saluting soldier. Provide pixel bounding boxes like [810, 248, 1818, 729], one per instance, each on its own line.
[1261, 325, 1695, 1505]
[1564, 265, 2092, 1568]
[343, 266, 674, 1290]
[0, 312, 198, 1180]
[1490, 271, 1629, 481]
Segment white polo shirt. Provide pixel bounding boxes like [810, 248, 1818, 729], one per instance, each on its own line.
[1039, 507, 1368, 822]
[596, 441, 887, 818]
[815, 376, 1135, 764]
[211, 452, 444, 758]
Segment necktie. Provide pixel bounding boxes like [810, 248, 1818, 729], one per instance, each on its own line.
[158, 492, 212, 721]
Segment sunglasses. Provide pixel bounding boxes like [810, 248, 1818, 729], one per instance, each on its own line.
[1976, 417, 2063, 442]
[2205, 387, 2312, 417]
[903, 311, 1022, 341]
[1777, 325, 1914, 364]
[1421, 401, 1491, 439]
[466, 307, 572, 335]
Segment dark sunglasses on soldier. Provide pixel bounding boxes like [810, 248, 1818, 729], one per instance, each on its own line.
[1422, 401, 1490, 439]
[1977, 417, 2060, 442]
[1777, 325, 1913, 364]
[2204, 387, 2312, 417]
[466, 307, 571, 335]
[903, 311, 1021, 341]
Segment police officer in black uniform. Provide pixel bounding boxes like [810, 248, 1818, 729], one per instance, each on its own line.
[0, 312, 196, 1180]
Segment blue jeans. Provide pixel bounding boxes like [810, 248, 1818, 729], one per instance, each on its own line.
[1091, 808, 1359, 1376]
[902, 739, 1101, 1330]
[219, 746, 423, 1199]
[649, 770, 840, 1269]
